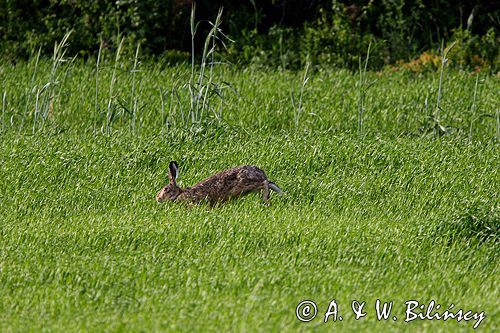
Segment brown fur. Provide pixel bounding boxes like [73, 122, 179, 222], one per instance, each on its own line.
[156, 161, 281, 205]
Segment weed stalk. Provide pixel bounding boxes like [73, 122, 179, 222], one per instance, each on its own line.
[433, 40, 456, 137]
[95, 39, 103, 121]
[20, 47, 41, 133]
[294, 61, 310, 129]
[106, 36, 124, 135]
[357, 42, 375, 138]
[131, 43, 141, 134]
[160, 87, 168, 136]
[1, 87, 6, 133]
[468, 73, 480, 143]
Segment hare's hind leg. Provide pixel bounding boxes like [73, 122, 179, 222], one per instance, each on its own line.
[262, 181, 270, 205]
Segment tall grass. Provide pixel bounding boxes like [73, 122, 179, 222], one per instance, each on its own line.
[33, 30, 74, 134]
[20, 31, 74, 134]
[184, 5, 233, 126]
[0, 32, 498, 143]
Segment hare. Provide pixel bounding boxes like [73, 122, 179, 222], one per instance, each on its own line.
[156, 161, 282, 205]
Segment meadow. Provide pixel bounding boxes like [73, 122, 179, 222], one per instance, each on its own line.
[0, 51, 498, 332]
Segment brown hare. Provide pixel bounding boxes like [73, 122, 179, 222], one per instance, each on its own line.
[156, 161, 282, 205]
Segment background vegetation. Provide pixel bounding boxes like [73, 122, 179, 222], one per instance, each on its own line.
[1, 0, 499, 70]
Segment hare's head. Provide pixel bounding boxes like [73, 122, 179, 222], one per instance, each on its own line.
[156, 161, 182, 203]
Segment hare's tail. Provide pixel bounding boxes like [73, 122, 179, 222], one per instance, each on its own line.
[268, 181, 283, 194]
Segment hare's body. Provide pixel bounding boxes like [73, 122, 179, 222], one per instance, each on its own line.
[156, 162, 282, 205]
[178, 165, 269, 204]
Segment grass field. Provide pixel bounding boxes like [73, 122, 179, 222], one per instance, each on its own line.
[0, 57, 499, 332]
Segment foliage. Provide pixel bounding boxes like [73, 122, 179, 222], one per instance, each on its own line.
[228, 25, 302, 69]
[301, 4, 374, 69]
[1, 0, 499, 71]
[0, 0, 187, 60]
[450, 26, 500, 71]
[395, 51, 441, 73]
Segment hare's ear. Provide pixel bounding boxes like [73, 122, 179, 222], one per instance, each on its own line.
[168, 161, 179, 184]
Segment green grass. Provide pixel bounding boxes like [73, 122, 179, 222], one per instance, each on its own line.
[0, 59, 498, 332]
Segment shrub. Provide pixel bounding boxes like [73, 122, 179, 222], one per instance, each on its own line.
[0, 0, 498, 71]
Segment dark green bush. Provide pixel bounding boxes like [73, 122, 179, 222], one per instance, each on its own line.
[0, 0, 498, 70]
[227, 0, 499, 71]
[0, 0, 190, 60]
